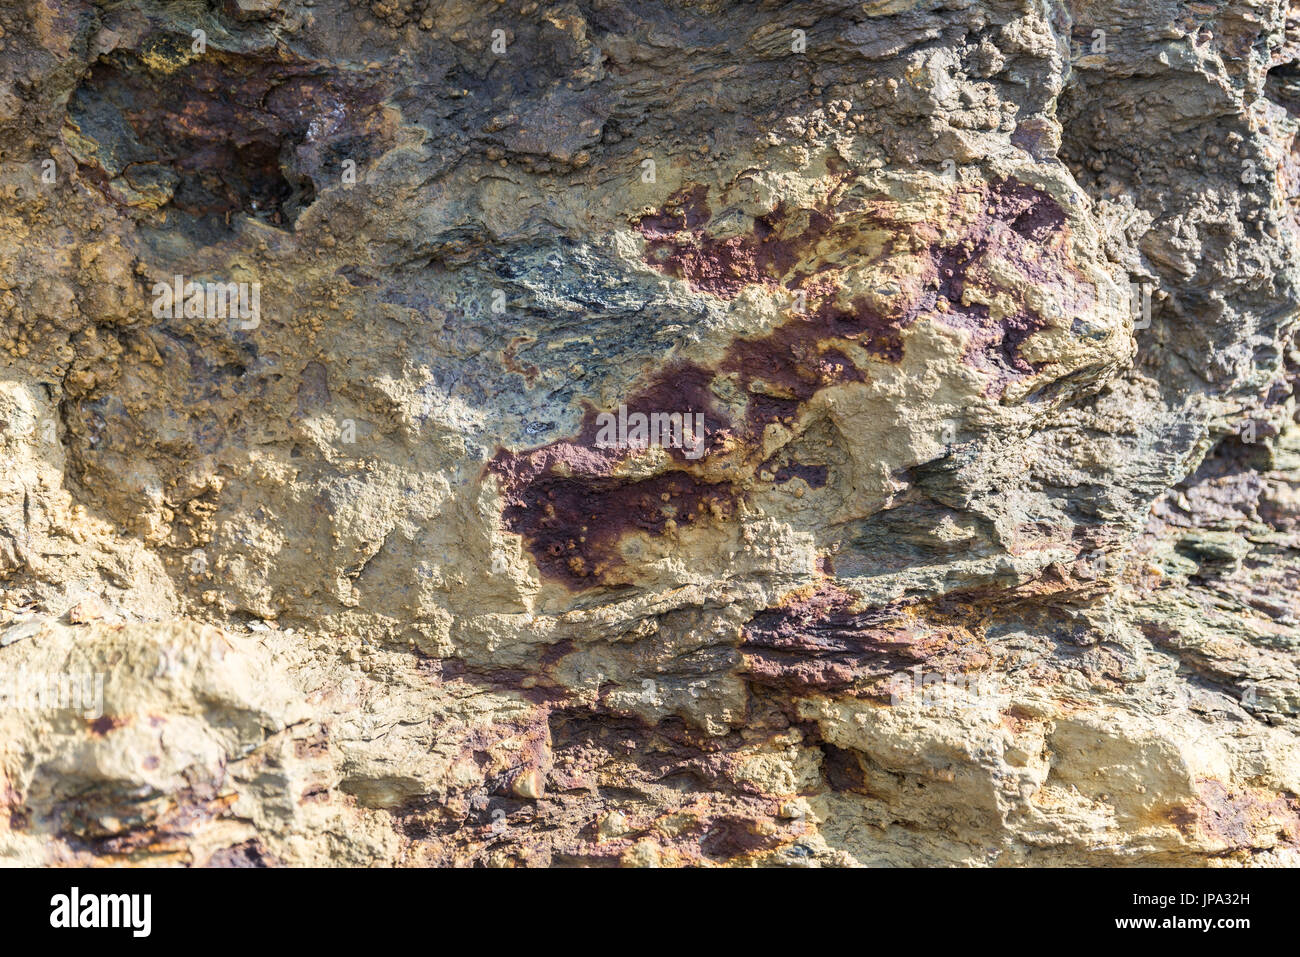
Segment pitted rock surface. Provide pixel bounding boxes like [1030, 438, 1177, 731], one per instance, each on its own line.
[1, 0, 1298, 866]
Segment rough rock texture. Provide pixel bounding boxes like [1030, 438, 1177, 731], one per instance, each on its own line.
[1, 0, 1298, 866]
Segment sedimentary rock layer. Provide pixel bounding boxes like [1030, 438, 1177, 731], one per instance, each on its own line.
[0, 0, 1297, 866]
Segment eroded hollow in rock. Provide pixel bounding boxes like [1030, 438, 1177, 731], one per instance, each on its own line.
[64, 39, 347, 230]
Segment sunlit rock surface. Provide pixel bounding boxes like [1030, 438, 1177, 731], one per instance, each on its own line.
[1, 0, 1297, 866]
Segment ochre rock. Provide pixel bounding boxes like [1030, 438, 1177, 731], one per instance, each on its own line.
[1, 0, 1298, 866]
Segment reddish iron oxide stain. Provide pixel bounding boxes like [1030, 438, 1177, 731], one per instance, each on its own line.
[502, 336, 540, 385]
[71, 46, 390, 225]
[739, 585, 923, 692]
[740, 584, 990, 694]
[1170, 780, 1300, 847]
[89, 715, 125, 736]
[699, 815, 780, 860]
[493, 177, 1078, 590]
[636, 177, 1080, 396]
[490, 436, 737, 589]
[208, 839, 275, 867]
[636, 189, 834, 297]
[926, 177, 1080, 393]
[489, 344, 849, 589]
[719, 292, 869, 435]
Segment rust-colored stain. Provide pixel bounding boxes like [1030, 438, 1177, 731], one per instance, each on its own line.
[494, 452, 738, 588]
[1170, 779, 1300, 849]
[88, 714, 127, 736]
[492, 177, 1083, 590]
[207, 838, 276, 867]
[410, 709, 801, 866]
[740, 583, 996, 693]
[740, 584, 915, 692]
[502, 336, 541, 384]
[53, 788, 240, 861]
[930, 177, 1078, 393]
[68, 39, 391, 226]
[638, 193, 827, 297]
[636, 177, 1083, 395]
[489, 294, 867, 589]
[489, 360, 738, 590]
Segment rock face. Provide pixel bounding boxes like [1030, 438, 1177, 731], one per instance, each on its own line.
[1, 0, 1298, 867]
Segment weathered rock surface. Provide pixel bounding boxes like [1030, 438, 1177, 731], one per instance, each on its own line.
[0, 0, 1297, 866]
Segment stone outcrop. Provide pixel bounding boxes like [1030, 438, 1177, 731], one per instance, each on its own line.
[0, 0, 1297, 866]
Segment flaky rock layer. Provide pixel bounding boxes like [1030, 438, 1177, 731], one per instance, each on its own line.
[1, 0, 1298, 866]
